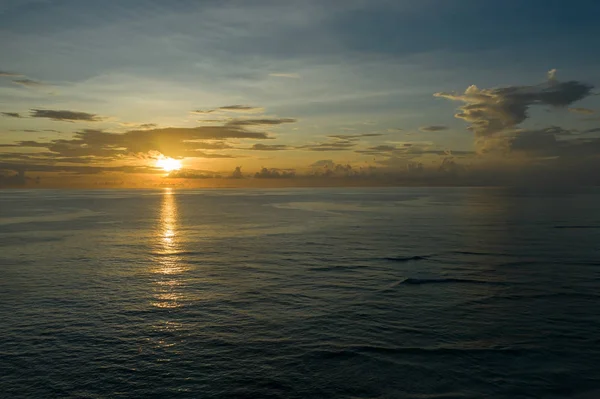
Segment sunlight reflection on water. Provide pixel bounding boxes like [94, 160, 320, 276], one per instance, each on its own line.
[151, 188, 188, 309]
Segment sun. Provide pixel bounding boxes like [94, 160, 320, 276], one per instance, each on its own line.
[156, 157, 182, 172]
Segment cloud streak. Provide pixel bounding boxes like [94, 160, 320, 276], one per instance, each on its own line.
[269, 73, 300, 79]
[249, 144, 292, 151]
[30, 109, 104, 122]
[192, 105, 265, 115]
[12, 79, 44, 87]
[328, 133, 384, 141]
[419, 125, 448, 132]
[569, 107, 595, 115]
[1, 112, 23, 118]
[226, 118, 296, 127]
[0, 70, 22, 77]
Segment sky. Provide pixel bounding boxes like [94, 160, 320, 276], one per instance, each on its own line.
[1, 0, 600, 187]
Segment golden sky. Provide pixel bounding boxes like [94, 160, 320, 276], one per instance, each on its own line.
[1, 1, 600, 187]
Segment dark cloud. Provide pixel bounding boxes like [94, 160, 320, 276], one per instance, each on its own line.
[8, 129, 62, 133]
[419, 125, 449, 132]
[254, 167, 296, 178]
[300, 140, 356, 151]
[1, 112, 22, 118]
[356, 142, 473, 158]
[219, 105, 264, 113]
[226, 118, 296, 127]
[510, 128, 600, 159]
[510, 130, 559, 154]
[569, 107, 595, 115]
[120, 122, 158, 130]
[0, 170, 38, 187]
[12, 79, 44, 87]
[249, 144, 291, 151]
[30, 109, 104, 122]
[310, 159, 336, 168]
[328, 133, 384, 141]
[192, 105, 264, 114]
[197, 119, 232, 123]
[0, 70, 22, 77]
[231, 166, 243, 179]
[309, 160, 371, 178]
[435, 70, 594, 152]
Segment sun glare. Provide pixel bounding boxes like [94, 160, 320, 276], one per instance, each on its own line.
[156, 157, 182, 172]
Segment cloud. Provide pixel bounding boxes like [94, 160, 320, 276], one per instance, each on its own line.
[0, 70, 22, 77]
[569, 107, 595, 115]
[328, 133, 384, 141]
[197, 118, 233, 124]
[187, 141, 234, 150]
[12, 79, 45, 87]
[192, 105, 265, 115]
[355, 145, 398, 154]
[355, 142, 472, 158]
[0, 159, 158, 176]
[11, 122, 272, 163]
[1, 112, 23, 118]
[249, 144, 292, 151]
[231, 166, 243, 179]
[219, 105, 264, 113]
[435, 70, 594, 152]
[226, 118, 296, 127]
[301, 141, 356, 151]
[508, 128, 600, 160]
[189, 151, 238, 158]
[167, 169, 220, 179]
[308, 160, 368, 178]
[269, 73, 300, 79]
[0, 170, 38, 187]
[254, 167, 296, 178]
[119, 122, 158, 129]
[419, 125, 449, 132]
[30, 109, 104, 122]
[9, 129, 61, 133]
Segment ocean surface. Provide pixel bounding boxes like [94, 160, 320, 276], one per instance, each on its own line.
[1, 187, 600, 399]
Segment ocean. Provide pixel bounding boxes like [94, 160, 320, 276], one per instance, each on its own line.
[1, 187, 600, 398]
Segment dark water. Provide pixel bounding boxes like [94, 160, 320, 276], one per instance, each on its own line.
[1, 187, 600, 398]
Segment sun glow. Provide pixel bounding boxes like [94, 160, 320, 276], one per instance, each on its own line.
[156, 157, 182, 172]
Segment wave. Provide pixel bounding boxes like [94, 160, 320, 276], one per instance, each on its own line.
[554, 225, 600, 229]
[304, 344, 530, 361]
[399, 277, 506, 286]
[384, 251, 515, 262]
[448, 250, 510, 257]
[383, 255, 431, 262]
